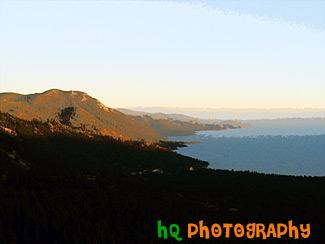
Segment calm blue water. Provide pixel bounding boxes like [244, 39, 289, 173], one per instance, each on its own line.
[169, 120, 325, 176]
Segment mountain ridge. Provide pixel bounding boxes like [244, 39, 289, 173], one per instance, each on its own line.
[0, 89, 165, 142]
[118, 108, 251, 131]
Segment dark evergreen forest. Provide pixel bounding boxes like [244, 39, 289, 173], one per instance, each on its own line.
[0, 112, 324, 243]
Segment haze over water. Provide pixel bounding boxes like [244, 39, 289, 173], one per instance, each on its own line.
[169, 119, 325, 176]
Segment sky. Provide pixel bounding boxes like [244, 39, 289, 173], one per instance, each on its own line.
[0, 0, 324, 109]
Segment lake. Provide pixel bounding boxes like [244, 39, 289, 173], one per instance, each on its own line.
[169, 119, 325, 176]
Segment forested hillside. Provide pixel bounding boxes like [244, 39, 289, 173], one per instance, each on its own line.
[0, 112, 324, 243]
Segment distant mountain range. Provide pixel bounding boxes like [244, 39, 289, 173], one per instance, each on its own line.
[118, 108, 251, 133]
[0, 89, 248, 142]
[126, 107, 325, 120]
[117, 108, 202, 123]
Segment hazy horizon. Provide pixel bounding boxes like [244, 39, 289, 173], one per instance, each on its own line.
[123, 106, 325, 120]
[125, 106, 325, 112]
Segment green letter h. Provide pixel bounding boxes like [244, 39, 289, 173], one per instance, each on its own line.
[157, 220, 168, 239]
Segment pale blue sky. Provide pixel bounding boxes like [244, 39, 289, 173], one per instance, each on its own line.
[0, 0, 324, 108]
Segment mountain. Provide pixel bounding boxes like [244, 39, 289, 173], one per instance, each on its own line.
[0, 89, 164, 142]
[130, 115, 225, 137]
[117, 108, 202, 123]
[118, 108, 251, 135]
[0, 111, 206, 172]
[127, 107, 325, 120]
